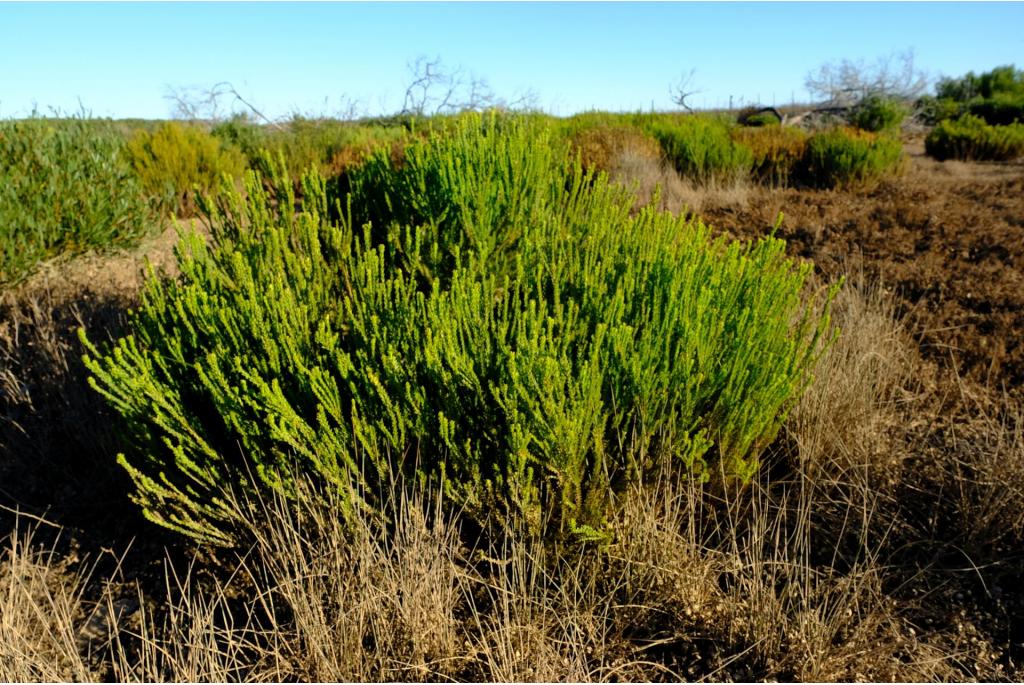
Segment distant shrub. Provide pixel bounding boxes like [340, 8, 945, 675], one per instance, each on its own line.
[210, 114, 266, 159]
[645, 115, 753, 185]
[82, 115, 835, 545]
[731, 125, 809, 186]
[737, 107, 783, 127]
[567, 124, 663, 175]
[800, 127, 903, 189]
[966, 95, 1024, 126]
[849, 95, 907, 133]
[914, 95, 963, 125]
[0, 116, 150, 286]
[928, 65, 1024, 126]
[937, 64, 1024, 102]
[127, 122, 247, 216]
[254, 117, 407, 180]
[925, 115, 1024, 161]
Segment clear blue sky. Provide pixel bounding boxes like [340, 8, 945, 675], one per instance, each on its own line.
[1, 2, 1021, 119]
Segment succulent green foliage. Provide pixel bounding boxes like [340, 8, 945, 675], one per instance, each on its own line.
[82, 114, 835, 545]
[925, 115, 1024, 162]
[0, 116, 151, 286]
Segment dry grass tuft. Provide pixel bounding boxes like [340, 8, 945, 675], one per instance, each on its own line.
[0, 520, 91, 682]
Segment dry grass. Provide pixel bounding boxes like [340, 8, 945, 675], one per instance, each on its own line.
[0, 520, 91, 682]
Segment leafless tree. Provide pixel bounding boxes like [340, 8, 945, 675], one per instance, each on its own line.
[400, 55, 538, 116]
[163, 82, 284, 129]
[669, 69, 702, 113]
[804, 49, 929, 106]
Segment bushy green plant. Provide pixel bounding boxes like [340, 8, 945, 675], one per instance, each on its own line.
[925, 114, 1024, 161]
[239, 117, 408, 181]
[127, 122, 247, 216]
[937, 65, 1024, 102]
[644, 115, 754, 185]
[800, 127, 903, 189]
[736, 107, 783, 127]
[82, 114, 835, 546]
[849, 95, 907, 133]
[966, 94, 1024, 126]
[930, 65, 1024, 126]
[0, 116, 151, 286]
[914, 95, 963, 126]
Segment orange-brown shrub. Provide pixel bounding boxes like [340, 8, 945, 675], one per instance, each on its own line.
[568, 124, 663, 176]
[731, 125, 808, 186]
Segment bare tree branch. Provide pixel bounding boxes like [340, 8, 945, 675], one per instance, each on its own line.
[401, 56, 514, 116]
[669, 69, 702, 113]
[805, 49, 929, 106]
[163, 82, 285, 130]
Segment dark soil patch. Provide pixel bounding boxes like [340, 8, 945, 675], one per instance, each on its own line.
[698, 150, 1024, 400]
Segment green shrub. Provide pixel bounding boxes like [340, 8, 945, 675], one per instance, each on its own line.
[914, 95, 963, 125]
[0, 116, 151, 286]
[938, 65, 1024, 102]
[228, 117, 408, 181]
[82, 114, 835, 546]
[800, 127, 904, 189]
[849, 95, 907, 133]
[644, 115, 754, 185]
[925, 114, 1024, 161]
[930, 65, 1024, 126]
[731, 125, 808, 186]
[127, 122, 247, 216]
[966, 94, 1024, 126]
[737, 107, 783, 127]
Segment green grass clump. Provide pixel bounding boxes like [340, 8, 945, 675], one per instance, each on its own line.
[82, 114, 835, 546]
[127, 121, 247, 216]
[801, 127, 903, 189]
[0, 116, 151, 286]
[925, 114, 1024, 161]
[644, 115, 754, 185]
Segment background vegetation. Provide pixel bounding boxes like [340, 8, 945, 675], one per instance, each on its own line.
[0, 116, 150, 286]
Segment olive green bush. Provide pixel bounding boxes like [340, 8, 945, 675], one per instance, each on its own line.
[0, 116, 150, 286]
[82, 114, 835, 545]
[127, 121, 247, 216]
[644, 115, 754, 185]
[849, 95, 907, 133]
[212, 115, 407, 181]
[927, 65, 1024, 126]
[800, 127, 903, 189]
[925, 114, 1024, 161]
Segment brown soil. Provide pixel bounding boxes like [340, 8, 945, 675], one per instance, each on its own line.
[698, 140, 1024, 399]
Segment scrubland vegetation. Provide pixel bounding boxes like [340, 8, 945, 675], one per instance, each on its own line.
[918, 65, 1024, 161]
[2, 63, 1024, 682]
